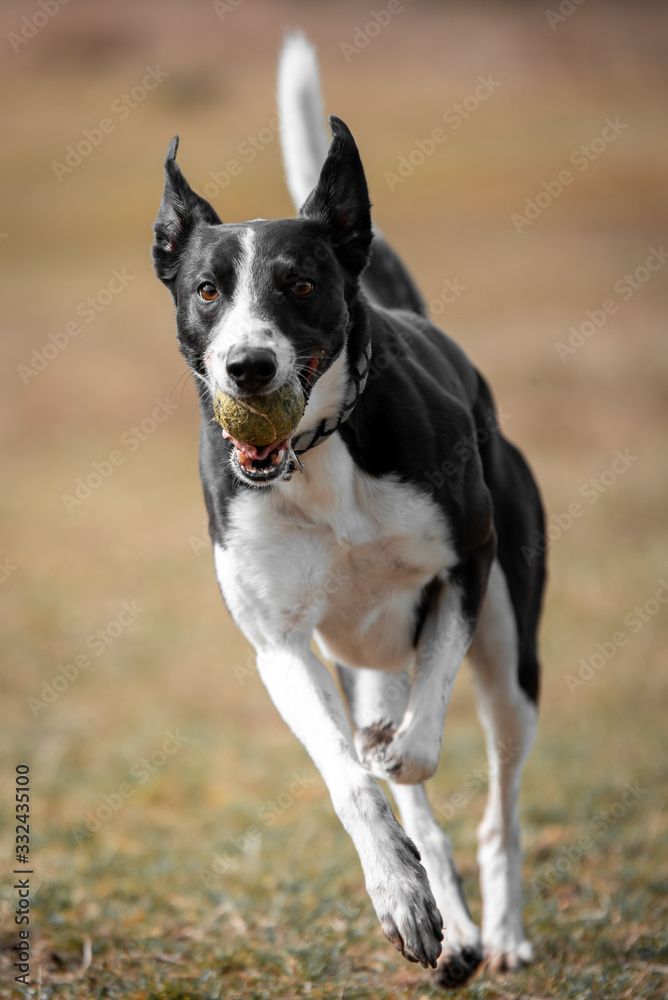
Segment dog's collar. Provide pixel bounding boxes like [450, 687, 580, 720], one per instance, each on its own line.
[291, 337, 372, 457]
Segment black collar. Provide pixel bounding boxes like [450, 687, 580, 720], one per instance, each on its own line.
[291, 335, 372, 457]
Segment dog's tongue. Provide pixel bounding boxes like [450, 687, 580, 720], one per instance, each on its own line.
[222, 430, 283, 461]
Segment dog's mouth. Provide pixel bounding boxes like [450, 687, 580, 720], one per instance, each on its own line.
[224, 432, 293, 484]
[299, 352, 327, 392]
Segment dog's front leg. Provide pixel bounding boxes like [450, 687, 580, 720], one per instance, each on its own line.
[255, 638, 443, 968]
[360, 545, 494, 785]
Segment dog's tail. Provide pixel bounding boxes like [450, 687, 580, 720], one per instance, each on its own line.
[278, 32, 330, 211]
[278, 32, 427, 316]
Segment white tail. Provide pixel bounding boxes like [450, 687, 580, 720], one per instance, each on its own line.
[277, 32, 331, 211]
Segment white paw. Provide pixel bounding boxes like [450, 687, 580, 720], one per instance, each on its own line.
[484, 935, 534, 972]
[367, 824, 444, 968]
[356, 724, 439, 784]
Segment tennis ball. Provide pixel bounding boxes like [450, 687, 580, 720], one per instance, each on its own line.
[213, 382, 305, 447]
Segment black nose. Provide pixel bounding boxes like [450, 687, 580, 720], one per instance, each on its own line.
[226, 348, 278, 392]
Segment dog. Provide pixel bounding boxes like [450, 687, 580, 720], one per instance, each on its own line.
[152, 33, 545, 989]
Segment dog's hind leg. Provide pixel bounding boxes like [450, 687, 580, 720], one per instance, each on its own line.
[468, 559, 539, 971]
[337, 664, 483, 988]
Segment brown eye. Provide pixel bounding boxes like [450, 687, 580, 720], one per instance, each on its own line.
[292, 280, 314, 297]
[198, 283, 218, 301]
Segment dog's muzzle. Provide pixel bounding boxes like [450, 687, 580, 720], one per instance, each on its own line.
[222, 354, 323, 485]
[222, 337, 371, 486]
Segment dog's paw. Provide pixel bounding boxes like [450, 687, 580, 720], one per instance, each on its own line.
[433, 944, 483, 989]
[356, 724, 439, 785]
[484, 935, 534, 973]
[367, 825, 443, 968]
[376, 881, 444, 969]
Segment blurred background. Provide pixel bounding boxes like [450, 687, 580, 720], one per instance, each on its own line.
[1, 1, 666, 997]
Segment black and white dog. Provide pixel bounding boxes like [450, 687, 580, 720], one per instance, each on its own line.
[152, 34, 545, 988]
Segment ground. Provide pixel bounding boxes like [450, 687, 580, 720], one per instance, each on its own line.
[0, 1, 666, 997]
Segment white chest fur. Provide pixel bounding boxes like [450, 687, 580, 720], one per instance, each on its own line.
[214, 435, 456, 672]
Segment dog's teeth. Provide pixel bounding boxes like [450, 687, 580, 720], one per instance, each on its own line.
[271, 449, 285, 467]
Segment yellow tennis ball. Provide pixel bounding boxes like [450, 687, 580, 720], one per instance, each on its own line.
[213, 382, 305, 447]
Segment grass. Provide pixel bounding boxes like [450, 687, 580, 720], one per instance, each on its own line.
[1, 1, 667, 997]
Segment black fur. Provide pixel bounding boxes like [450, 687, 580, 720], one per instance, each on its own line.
[152, 116, 545, 704]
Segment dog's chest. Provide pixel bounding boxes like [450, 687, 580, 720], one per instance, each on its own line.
[215, 436, 455, 671]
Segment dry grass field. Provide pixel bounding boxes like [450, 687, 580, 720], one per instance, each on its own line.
[1, 1, 667, 997]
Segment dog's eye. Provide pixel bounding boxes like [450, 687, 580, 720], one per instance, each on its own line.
[292, 280, 314, 297]
[198, 283, 218, 301]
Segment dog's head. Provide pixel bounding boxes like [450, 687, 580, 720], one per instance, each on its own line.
[152, 116, 372, 485]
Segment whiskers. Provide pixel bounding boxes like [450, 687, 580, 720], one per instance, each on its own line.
[292, 350, 326, 389]
[167, 366, 214, 406]
[191, 367, 215, 401]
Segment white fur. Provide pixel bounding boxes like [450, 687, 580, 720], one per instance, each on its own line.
[294, 351, 348, 442]
[372, 578, 474, 785]
[468, 560, 537, 970]
[215, 433, 456, 670]
[333, 567, 476, 788]
[278, 32, 330, 210]
[215, 427, 457, 658]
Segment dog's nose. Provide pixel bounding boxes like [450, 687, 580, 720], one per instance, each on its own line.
[226, 348, 278, 392]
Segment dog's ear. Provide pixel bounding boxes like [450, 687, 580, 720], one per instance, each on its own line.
[152, 136, 221, 291]
[300, 116, 372, 276]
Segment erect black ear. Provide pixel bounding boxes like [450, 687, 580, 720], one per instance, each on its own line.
[152, 136, 222, 289]
[299, 116, 372, 275]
